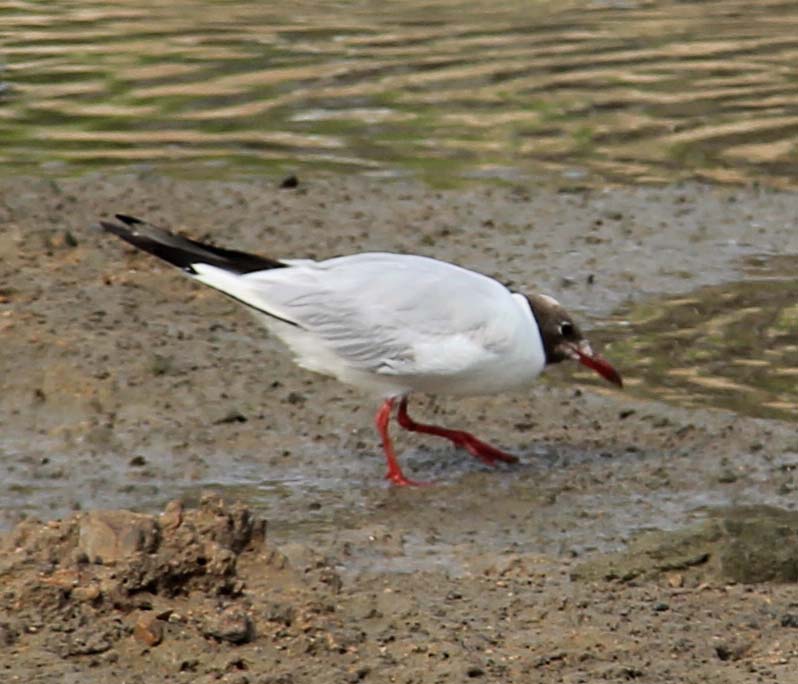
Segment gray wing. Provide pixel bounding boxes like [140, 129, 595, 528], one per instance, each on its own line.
[241, 253, 522, 376]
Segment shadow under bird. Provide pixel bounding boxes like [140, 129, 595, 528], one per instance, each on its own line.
[100, 214, 622, 486]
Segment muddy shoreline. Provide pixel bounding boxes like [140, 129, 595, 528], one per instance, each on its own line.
[2, 172, 798, 682]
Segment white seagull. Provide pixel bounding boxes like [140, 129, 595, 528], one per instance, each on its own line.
[100, 214, 622, 486]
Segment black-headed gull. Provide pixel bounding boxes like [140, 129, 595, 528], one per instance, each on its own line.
[101, 214, 622, 486]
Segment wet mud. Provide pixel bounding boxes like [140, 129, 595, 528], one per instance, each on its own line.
[2, 172, 798, 682]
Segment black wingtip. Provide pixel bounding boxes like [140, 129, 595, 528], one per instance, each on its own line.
[99, 219, 129, 237]
[101, 214, 287, 275]
[115, 214, 143, 226]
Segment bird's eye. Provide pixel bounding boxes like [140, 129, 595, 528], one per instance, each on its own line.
[559, 321, 575, 337]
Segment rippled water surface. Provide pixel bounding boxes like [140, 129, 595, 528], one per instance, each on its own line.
[574, 255, 798, 422]
[3, 0, 798, 185]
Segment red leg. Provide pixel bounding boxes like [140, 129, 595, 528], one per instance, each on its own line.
[396, 397, 518, 466]
[375, 398, 428, 486]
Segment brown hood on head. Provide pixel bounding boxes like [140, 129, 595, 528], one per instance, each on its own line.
[526, 294, 583, 364]
[526, 293, 623, 387]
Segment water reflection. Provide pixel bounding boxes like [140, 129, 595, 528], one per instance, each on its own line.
[575, 255, 798, 421]
[2, 0, 798, 185]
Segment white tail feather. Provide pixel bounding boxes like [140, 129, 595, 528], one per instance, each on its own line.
[191, 263, 295, 324]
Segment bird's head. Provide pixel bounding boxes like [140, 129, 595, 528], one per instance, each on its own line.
[526, 294, 622, 388]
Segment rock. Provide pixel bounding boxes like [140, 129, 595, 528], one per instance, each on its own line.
[160, 499, 183, 531]
[571, 521, 720, 583]
[345, 666, 370, 683]
[72, 583, 101, 603]
[0, 621, 19, 646]
[715, 640, 751, 661]
[196, 492, 267, 555]
[203, 606, 254, 644]
[781, 613, 798, 628]
[572, 505, 798, 584]
[324, 625, 366, 653]
[279, 174, 299, 189]
[133, 612, 164, 647]
[666, 572, 685, 588]
[718, 505, 798, 583]
[78, 510, 160, 565]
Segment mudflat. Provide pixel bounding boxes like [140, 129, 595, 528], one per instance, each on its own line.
[2, 172, 798, 682]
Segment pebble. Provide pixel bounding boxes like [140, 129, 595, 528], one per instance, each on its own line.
[133, 612, 164, 647]
[780, 613, 798, 628]
[279, 175, 299, 189]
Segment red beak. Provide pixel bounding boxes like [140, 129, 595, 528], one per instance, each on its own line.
[571, 344, 623, 388]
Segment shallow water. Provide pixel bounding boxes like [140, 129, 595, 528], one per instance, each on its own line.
[4, 421, 795, 564]
[574, 254, 798, 422]
[3, 0, 798, 186]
